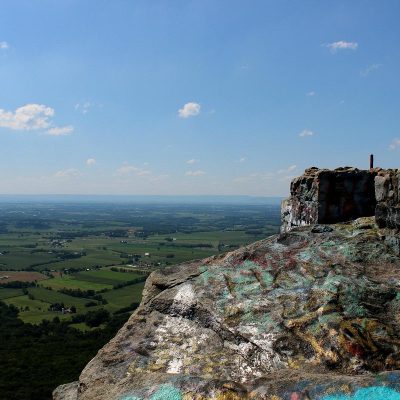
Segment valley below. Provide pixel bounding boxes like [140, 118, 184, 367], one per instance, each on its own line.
[0, 200, 280, 399]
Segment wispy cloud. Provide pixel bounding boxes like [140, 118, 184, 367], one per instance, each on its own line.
[234, 165, 297, 184]
[185, 170, 205, 177]
[306, 91, 316, 97]
[389, 138, 400, 150]
[116, 163, 169, 184]
[54, 168, 80, 179]
[280, 165, 296, 173]
[299, 129, 315, 138]
[86, 158, 96, 166]
[46, 125, 74, 136]
[0, 41, 9, 50]
[239, 157, 246, 163]
[0, 104, 73, 136]
[149, 174, 169, 183]
[234, 172, 274, 182]
[360, 64, 382, 77]
[186, 159, 197, 165]
[75, 101, 92, 114]
[117, 164, 151, 176]
[178, 102, 201, 118]
[326, 41, 358, 53]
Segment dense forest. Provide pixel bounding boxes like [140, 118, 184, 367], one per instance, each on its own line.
[0, 301, 130, 400]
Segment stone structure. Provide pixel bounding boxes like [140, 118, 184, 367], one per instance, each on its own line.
[281, 167, 377, 232]
[282, 166, 400, 233]
[375, 169, 400, 230]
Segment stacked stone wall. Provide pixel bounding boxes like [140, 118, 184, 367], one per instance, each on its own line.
[281, 167, 377, 232]
[375, 169, 400, 230]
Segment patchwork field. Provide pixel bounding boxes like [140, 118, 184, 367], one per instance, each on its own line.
[102, 282, 145, 312]
[0, 201, 281, 329]
[41, 275, 114, 291]
[3, 280, 146, 324]
[28, 287, 92, 309]
[73, 269, 143, 285]
[0, 270, 48, 283]
[0, 288, 23, 299]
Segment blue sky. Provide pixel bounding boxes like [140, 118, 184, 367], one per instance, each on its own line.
[0, 0, 400, 196]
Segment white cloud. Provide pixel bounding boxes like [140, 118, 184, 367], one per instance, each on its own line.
[46, 125, 74, 136]
[299, 129, 315, 138]
[0, 104, 54, 130]
[389, 138, 400, 150]
[306, 91, 316, 97]
[54, 168, 80, 179]
[0, 41, 9, 50]
[185, 170, 205, 177]
[239, 157, 246, 163]
[0, 104, 73, 136]
[360, 64, 382, 77]
[86, 158, 96, 166]
[178, 102, 201, 118]
[117, 164, 151, 176]
[186, 159, 197, 165]
[326, 41, 358, 53]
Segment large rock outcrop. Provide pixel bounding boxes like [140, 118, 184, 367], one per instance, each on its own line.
[281, 167, 377, 233]
[54, 217, 400, 400]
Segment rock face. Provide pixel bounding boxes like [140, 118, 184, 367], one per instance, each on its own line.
[281, 167, 377, 233]
[54, 217, 400, 400]
[282, 167, 400, 235]
[53, 382, 78, 400]
[375, 169, 400, 230]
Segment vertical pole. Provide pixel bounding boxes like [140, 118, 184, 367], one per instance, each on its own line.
[370, 154, 374, 170]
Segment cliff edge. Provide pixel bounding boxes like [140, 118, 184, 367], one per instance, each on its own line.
[54, 168, 400, 400]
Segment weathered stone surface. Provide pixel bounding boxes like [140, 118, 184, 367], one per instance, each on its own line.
[52, 382, 78, 400]
[281, 167, 377, 233]
[55, 218, 400, 400]
[375, 169, 400, 230]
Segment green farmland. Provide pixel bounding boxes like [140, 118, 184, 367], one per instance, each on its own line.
[0, 200, 281, 400]
[41, 275, 114, 291]
[0, 201, 280, 329]
[3, 281, 146, 324]
[0, 288, 23, 299]
[102, 283, 145, 312]
[73, 268, 143, 285]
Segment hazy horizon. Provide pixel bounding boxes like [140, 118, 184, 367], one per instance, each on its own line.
[0, 194, 283, 205]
